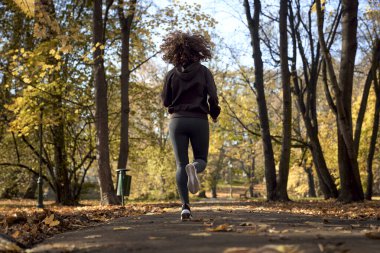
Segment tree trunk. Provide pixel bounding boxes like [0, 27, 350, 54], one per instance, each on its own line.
[244, 0, 277, 201]
[117, 0, 136, 171]
[366, 62, 380, 200]
[93, 0, 119, 205]
[23, 174, 38, 199]
[316, 0, 363, 202]
[354, 67, 374, 153]
[288, 2, 338, 199]
[211, 186, 217, 198]
[209, 147, 225, 199]
[52, 122, 74, 205]
[276, 0, 291, 201]
[354, 39, 380, 156]
[248, 155, 255, 198]
[365, 93, 379, 200]
[309, 134, 338, 198]
[336, 0, 363, 202]
[197, 190, 207, 198]
[303, 166, 317, 198]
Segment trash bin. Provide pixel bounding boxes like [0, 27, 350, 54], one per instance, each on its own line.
[116, 169, 132, 206]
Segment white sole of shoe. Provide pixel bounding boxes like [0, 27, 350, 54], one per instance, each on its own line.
[185, 164, 200, 194]
[181, 209, 191, 221]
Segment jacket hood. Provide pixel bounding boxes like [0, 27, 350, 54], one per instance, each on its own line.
[175, 62, 202, 81]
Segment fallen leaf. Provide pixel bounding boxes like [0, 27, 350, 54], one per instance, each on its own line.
[257, 224, 270, 232]
[260, 244, 304, 253]
[149, 236, 166, 240]
[113, 226, 132, 231]
[318, 243, 348, 253]
[189, 232, 212, 237]
[50, 220, 60, 227]
[31, 225, 38, 235]
[304, 221, 321, 227]
[207, 223, 234, 232]
[223, 245, 304, 253]
[239, 222, 254, 226]
[84, 235, 102, 239]
[268, 229, 281, 234]
[44, 214, 60, 227]
[11, 230, 21, 238]
[223, 247, 250, 253]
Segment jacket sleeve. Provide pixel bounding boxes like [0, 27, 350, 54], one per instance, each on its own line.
[205, 67, 221, 119]
[161, 72, 172, 107]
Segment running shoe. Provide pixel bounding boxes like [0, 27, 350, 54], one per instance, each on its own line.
[185, 163, 200, 194]
[181, 204, 192, 221]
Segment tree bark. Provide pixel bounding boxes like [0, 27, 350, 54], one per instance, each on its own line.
[354, 68, 374, 152]
[316, 0, 364, 202]
[289, 2, 338, 199]
[303, 166, 317, 198]
[197, 190, 207, 198]
[211, 186, 217, 198]
[244, 0, 277, 201]
[117, 0, 136, 171]
[366, 59, 380, 200]
[93, 0, 119, 205]
[248, 155, 255, 198]
[365, 84, 379, 200]
[276, 0, 292, 201]
[51, 122, 73, 204]
[23, 174, 38, 199]
[336, 0, 363, 202]
[354, 40, 380, 154]
[210, 147, 225, 199]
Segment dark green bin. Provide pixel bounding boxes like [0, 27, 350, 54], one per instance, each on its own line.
[116, 169, 131, 206]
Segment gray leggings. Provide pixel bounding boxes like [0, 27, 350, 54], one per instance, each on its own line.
[169, 117, 209, 204]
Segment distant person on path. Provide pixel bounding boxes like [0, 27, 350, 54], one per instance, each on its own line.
[160, 31, 221, 221]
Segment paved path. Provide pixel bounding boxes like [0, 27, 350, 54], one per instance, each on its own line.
[30, 202, 380, 253]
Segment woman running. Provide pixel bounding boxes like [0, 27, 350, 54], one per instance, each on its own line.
[160, 31, 221, 220]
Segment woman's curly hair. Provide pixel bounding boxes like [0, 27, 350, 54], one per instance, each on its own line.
[160, 31, 212, 66]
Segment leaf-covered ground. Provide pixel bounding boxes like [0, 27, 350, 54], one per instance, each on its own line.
[0, 199, 171, 248]
[0, 199, 379, 250]
[29, 200, 380, 253]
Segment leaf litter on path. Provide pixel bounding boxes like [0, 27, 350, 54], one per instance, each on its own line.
[223, 244, 304, 253]
[0, 200, 165, 247]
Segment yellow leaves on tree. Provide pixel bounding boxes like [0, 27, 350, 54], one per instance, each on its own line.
[12, 0, 35, 18]
[311, 0, 326, 13]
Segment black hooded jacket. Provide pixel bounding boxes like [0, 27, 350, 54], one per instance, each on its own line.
[161, 62, 221, 120]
